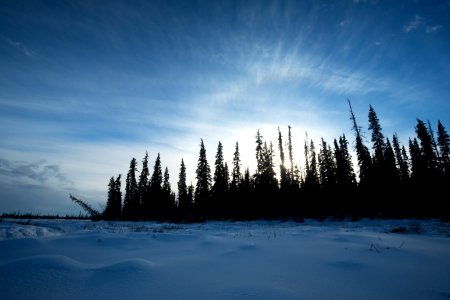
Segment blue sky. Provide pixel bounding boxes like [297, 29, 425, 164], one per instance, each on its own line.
[1, 0, 449, 215]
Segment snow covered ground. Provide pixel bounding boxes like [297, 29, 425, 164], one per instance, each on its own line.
[1, 218, 449, 300]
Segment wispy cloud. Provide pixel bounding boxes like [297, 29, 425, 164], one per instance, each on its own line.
[426, 25, 442, 33]
[2, 36, 36, 58]
[403, 15, 422, 33]
[0, 158, 72, 187]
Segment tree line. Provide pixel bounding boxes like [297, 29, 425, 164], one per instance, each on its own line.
[79, 100, 449, 221]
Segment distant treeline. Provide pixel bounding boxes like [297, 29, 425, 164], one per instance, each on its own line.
[1, 212, 90, 220]
[74, 100, 450, 221]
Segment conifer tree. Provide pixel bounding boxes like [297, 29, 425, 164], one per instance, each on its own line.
[415, 119, 439, 181]
[255, 130, 264, 176]
[178, 159, 189, 213]
[278, 127, 289, 191]
[318, 138, 336, 190]
[231, 142, 242, 192]
[368, 105, 385, 170]
[409, 138, 425, 184]
[162, 167, 175, 217]
[187, 182, 195, 211]
[348, 99, 372, 188]
[333, 135, 357, 215]
[195, 139, 211, 215]
[288, 125, 295, 182]
[213, 141, 228, 217]
[437, 120, 450, 182]
[122, 158, 139, 219]
[150, 153, 163, 217]
[103, 176, 122, 219]
[240, 167, 253, 218]
[304, 138, 319, 190]
[393, 134, 410, 184]
[384, 138, 400, 186]
[138, 152, 150, 214]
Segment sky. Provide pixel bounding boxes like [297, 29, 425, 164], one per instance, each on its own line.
[1, 0, 449, 215]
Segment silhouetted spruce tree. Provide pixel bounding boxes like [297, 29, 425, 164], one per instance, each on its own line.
[409, 138, 426, 183]
[318, 138, 337, 190]
[392, 134, 410, 185]
[122, 158, 139, 219]
[384, 138, 402, 216]
[368, 105, 385, 184]
[103, 175, 122, 220]
[415, 119, 440, 184]
[384, 138, 400, 185]
[437, 120, 450, 184]
[304, 137, 320, 216]
[177, 158, 189, 216]
[213, 141, 228, 217]
[253, 132, 278, 217]
[428, 120, 441, 165]
[348, 100, 373, 215]
[348, 100, 372, 189]
[225, 161, 230, 212]
[240, 167, 254, 218]
[304, 138, 319, 191]
[417, 119, 448, 218]
[229, 142, 242, 217]
[138, 152, 150, 218]
[195, 139, 211, 217]
[162, 167, 175, 217]
[150, 153, 163, 218]
[231, 142, 242, 192]
[187, 182, 195, 213]
[287, 125, 295, 183]
[255, 130, 264, 176]
[334, 135, 357, 189]
[318, 138, 337, 216]
[333, 135, 357, 215]
[409, 137, 428, 216]
[278, 127, 290, 192]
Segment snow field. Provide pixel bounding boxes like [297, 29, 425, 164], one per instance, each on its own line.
[0, 219, 449, 300]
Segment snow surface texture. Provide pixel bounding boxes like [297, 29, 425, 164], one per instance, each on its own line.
[1, 219, 449, 300]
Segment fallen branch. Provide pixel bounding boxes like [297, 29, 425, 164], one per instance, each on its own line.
[69, 194, 101, 219]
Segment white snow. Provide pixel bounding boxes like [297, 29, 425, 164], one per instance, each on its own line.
[0, 218, 449, 300]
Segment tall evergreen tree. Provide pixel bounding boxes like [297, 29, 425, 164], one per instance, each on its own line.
[334, 135, 357, 215]
[187, 182, 195, 211]
[162, 167, 175, 215]
[409, 138, 425, 184]
[103, 175, 122, 219]
[368, 105, 385, 169]
[288, 125, 295, 182]
[213, 141, 228, 217]
[255, 130, 264, 176]
[150, 153, 163, 217]
[122, 158, 139, 219]
[178, 158, 189, 213]
[304, 138, 319, 190]
[384, 138, 400, 186]
[334, 135, 357, 189]
[195, 139, 212, 215]
[393, 134, 410, 184]
[138, 152, 150, 215]
[278, 127, 289, 191]
[437, 120, 450, 182]
[415, 119, 439, 181]
[318, 138, 336, 190]
[231, 142, 242, 192]
[240, 167, 254, 218]
[348, 100, 375, 216]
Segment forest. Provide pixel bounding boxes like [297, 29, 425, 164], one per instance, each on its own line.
[74, 100, 450, 221]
